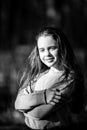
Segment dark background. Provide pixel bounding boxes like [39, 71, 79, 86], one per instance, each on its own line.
[0, 0, 87, 129]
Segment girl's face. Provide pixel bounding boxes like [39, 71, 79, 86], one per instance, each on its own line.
[37, 35, 59, 68]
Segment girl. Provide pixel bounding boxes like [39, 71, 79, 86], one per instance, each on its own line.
[15, 27, 84, 130]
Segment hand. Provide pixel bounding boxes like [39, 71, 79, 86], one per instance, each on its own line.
[45, 88, 62, 105]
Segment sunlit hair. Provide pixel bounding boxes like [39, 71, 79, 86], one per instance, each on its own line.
[36, 27, 76, 70]
[18, 26, 81, 89]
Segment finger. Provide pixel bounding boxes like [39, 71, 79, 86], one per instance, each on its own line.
[51, 99, 60, 104]
[49, 102, 56, 105]
[50, 101, 58, 105]
[50, 89, 61, 96]
[51, 88, 60, 92]
[55, 91, 61, 96]
[54, 95, 61, 99]
[53, 98, 60, 103]
[54, 94, 66, 102]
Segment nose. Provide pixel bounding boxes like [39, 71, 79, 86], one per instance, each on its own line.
[44, 50, 50, 56]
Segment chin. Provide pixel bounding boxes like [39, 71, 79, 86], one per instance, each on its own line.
[45, 63, 55, 68]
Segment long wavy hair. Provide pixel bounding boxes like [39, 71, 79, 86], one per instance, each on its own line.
[18, 26, 83, 91]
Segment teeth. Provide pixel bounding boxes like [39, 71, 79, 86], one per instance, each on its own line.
[46, 59, 52, 60]
[45, 58, 53, 60]
[46, 59, 53, 62]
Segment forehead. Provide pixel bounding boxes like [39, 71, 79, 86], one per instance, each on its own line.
[37, 36, 58, 48]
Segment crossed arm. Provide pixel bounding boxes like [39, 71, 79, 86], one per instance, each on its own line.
[15, 80, 74, 119]
[15, 89, 46, 111]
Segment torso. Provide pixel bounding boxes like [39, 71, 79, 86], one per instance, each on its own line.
[34, 68, 64, 91]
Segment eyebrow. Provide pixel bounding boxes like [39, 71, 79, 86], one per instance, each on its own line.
[38, 48, 44, 50]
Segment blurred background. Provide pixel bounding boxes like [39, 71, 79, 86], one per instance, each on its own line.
[0, 0, 87, 129]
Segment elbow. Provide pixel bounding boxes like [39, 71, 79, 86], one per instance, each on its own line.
[14, 101, 29, 113]
[14, 99, 31, 112]
[14, 100, 22, 110]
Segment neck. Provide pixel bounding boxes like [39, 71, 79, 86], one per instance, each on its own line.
[50, 67, 60, 72]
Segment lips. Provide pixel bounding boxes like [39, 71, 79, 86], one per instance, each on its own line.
[45, 58, 54, 62]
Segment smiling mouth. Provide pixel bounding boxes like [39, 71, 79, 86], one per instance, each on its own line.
[45, 58, 54, 62]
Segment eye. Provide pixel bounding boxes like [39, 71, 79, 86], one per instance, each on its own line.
[39, 48, 45, 52]
[50, 46, 57, 51]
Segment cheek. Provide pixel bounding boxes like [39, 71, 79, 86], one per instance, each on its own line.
[52, 50, 58, 58]
[39, 53, 44, 61]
